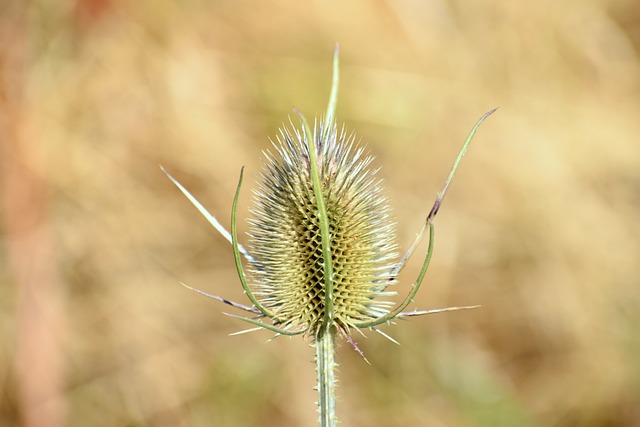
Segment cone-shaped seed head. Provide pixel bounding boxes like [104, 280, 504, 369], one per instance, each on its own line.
[247, 121, 398, 337]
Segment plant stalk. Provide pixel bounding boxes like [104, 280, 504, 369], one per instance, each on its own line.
[316, 325, 337, 427]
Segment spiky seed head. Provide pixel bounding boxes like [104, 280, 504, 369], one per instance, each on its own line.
[247, 120, 398, 338]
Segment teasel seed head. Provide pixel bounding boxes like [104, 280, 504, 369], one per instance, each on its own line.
[162, 45, 495, 427]
[162, 45, 494, 347]
[247, 121, 398, 338]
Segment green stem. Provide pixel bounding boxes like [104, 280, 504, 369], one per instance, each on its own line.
[316, 326, 337, 427]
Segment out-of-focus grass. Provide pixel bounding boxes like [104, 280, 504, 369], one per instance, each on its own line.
[1, 0, 640, 426]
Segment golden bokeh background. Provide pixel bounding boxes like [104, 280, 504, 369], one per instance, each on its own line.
[2, 0, 640, 426]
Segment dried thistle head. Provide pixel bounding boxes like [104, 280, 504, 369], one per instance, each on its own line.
[248, 121, 398, 338]
[163, 46, 495, 346]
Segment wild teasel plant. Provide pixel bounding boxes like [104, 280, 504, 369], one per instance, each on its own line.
[163, 46, 495, 427]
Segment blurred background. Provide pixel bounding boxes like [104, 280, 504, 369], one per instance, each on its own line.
[2, 0, 640, 426]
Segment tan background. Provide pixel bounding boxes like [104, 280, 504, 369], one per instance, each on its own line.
[2, 0, 640, 426]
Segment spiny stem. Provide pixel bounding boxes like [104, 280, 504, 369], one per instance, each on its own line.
[316, 326, 337, 427]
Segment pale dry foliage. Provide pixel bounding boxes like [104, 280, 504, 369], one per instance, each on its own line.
[1, 1, 639, 426]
